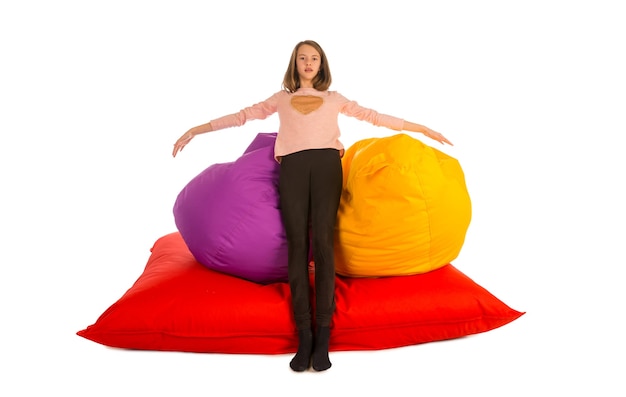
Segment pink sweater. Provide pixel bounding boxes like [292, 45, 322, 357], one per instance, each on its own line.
[209, 88, 405, 159]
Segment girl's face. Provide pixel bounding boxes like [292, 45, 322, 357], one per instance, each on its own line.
[296, 44, 321, 87]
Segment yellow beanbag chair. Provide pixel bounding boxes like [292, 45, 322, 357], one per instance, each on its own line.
[334, 133, 471, 277]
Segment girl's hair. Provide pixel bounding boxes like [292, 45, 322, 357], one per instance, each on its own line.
[282, 40, 332, 93]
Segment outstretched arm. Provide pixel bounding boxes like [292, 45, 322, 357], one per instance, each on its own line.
[173, 93, 281, 157]
[172, 122, 214, 157]
[403, 121, 453, 146]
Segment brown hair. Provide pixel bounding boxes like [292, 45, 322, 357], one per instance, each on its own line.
[282, 40, 332, 93]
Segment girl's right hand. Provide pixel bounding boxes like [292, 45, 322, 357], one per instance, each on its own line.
[172, 130, 194, 157]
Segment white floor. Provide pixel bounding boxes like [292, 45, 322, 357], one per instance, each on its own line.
[2, 1, 625, 396]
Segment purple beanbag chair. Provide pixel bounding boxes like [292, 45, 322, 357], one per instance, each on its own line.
[173, 133, 288, 284]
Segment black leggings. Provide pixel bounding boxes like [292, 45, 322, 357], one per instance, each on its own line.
[279, 149, 343, 331]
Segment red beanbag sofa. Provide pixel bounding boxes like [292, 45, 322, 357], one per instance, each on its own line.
[77, 232, 524, 354]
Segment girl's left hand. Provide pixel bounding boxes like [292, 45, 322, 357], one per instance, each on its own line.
[423, 128, 453, 146]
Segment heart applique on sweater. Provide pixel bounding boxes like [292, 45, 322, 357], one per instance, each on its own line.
[291, 96, 323, 115]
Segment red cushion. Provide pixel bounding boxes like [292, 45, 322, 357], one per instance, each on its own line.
[77, 232, 523, 354]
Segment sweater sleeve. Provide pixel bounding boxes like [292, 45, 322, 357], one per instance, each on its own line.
[339, 97, 405, 131]
[209, 92, 280, 131]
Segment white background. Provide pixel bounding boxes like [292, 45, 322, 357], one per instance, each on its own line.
[2, 1, 624, 395]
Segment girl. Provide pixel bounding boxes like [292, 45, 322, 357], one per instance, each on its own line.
[172, 40, 452, 372]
